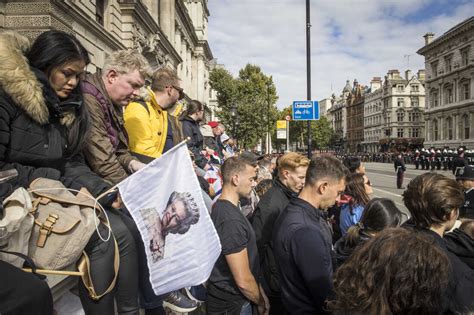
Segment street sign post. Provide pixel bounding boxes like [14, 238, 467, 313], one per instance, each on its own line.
[276, 120, 287, 140]
[292, 101, 319, 121]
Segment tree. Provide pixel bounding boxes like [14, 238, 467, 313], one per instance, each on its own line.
[209, 64, 278, 149]
[276, 106, 334, 151]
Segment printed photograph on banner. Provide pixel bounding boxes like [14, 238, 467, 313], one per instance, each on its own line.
[139, 192, 200, 263]
[117, 142, 221, 295]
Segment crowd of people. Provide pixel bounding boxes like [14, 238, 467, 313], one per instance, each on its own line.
[0, 29, 473, 315]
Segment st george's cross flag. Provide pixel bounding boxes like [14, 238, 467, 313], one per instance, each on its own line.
[117, 141, 221, 295]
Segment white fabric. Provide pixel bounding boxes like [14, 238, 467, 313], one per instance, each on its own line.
[118, 142, 221, 295]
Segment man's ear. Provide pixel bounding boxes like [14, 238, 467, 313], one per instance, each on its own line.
[280, 169, 289, 180]
[231, 174, 240, 187]
[104, 69, 118, 84]
[317, 181, 328, 195]
[445, 208, 459, 222]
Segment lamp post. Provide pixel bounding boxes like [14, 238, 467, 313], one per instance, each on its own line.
[230, 103, 238, 140]
[266, 81, 272, 155]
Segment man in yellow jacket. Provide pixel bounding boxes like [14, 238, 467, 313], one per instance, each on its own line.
[124, 68, 200, 312]
[124, 67, 184, 160]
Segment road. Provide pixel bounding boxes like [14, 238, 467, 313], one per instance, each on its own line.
[364, 162, 455, 219]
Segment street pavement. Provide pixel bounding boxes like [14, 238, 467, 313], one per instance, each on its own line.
[364, 162, 455, 219]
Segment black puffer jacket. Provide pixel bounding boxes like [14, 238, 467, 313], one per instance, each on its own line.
[251, 178, 297, 296]
[445, 228, 474, 269]
[0, 33, 109, 196]
[333, 231, 371, 268]
[180, 116, 207, 168]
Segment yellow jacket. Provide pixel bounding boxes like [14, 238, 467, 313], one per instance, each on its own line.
[124, 88, 183, 158]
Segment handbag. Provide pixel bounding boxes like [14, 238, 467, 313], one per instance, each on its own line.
[0, 187, 34, 268]
[27, 178, 97, 270]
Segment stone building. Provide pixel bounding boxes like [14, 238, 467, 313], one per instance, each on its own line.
[346, 79, 366, 152]
[362, 77, 383, 153]
[380, 69, 425, 152]
[417, 17, 474, 149]
[0, 0, 216, 115]
[329, 80, 352, 151]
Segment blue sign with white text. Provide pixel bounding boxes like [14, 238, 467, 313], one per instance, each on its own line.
[292, 101, 319, 120]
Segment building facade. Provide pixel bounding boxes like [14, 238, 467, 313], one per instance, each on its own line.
[0, 0, 216, 113]
[380, 69, 426, 152]
[417, 17, 474, 149]
[362, 78, 383, 153]
[329, 80, 352, 151]
[346, 80, 366, 152]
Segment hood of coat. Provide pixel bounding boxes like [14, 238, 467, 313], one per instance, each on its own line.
[0, 31, 78, 127]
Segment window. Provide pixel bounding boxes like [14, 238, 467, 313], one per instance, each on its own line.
[461, 81, 470, 100]
[432, 92, 439, 107]
[397, 128, 404, 138]
[461, 47, 470, 66]
[464, 114, 471, 139]
[447, 117, 453, 140]
[433, 119, 439, 141]
[411, 97, 419, 107]
[385, 129, 391, 137]
[397, 85, 404, 92]
[413, 128, 420, 138]
[444, 85, 453, 104]
[96, 0, 105, 26]
[431, 61, 438, 78]
[397, 98, 404, 107]
[445, 55, 452, 73]
[397, 110, 405, 122]
[411, 84, 419, 92]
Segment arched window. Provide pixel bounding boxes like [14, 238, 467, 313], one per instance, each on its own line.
[433, 119, 439, 141]
[464, 114, 471, 139]
[446, 117, 453, 140]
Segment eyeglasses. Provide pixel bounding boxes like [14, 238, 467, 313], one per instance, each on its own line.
[171, 85, 185, 100]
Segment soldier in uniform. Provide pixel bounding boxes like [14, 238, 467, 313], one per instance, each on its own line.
[448, 149, 454, 171]
[394, 153, 406, 189]
[455, 165, 474, 219]
[442, 149, 449, 170]
[452, 147, 468, 175]
[414, 149, 420, 170]
[435, 149, 442, 170]
[420, 148, 427, 170]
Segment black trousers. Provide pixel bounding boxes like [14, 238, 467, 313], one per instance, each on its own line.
[78, 209, 139, 315]
[397, 171, 404, 189]
[0, 260, 53, 315]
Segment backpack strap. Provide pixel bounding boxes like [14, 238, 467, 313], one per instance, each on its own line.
[82, 81, 119, 149]
[135, 100, 150, 116]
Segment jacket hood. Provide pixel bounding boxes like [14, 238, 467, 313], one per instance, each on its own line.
[0, 31, 78, 127]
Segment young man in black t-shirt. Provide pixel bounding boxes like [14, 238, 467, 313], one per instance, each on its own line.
[207, 157, 270, 315]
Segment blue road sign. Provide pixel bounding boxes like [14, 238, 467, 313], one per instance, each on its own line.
[292, 101, 319, 120]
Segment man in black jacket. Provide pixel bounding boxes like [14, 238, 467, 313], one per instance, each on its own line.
[394, 153, 406, 189]
[273, 156, 346, 314]
[251, 152, 310, 314]
[402, 173, 474, 313]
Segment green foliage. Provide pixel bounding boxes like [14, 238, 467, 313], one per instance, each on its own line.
[275, 106, 334, 150]
[209, 64, 279, 148]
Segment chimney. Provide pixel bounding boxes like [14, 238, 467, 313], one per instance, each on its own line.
[405, 70, 412, 80]
[417, 69, 425, 80]
[424, 32, 434, 45]
[370, 77, 382, 91]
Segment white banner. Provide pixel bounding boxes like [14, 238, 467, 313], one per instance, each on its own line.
[117, 142, 221, 295]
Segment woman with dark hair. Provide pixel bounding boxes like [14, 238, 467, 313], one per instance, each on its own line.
[334, 198, 403, 267]
[342, 156, 365, 174]
[180, 100, 209, 170]
[339, 173, 373, 235]
[329, 228, 450, 315]
[0, 30, 139, 314]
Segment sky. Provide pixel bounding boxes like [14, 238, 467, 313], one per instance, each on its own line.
[207, 0, 474, 109]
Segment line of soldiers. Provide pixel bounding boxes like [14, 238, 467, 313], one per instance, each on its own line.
[413, 147, 474, 173]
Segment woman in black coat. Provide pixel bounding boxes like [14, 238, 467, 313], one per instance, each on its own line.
[0, 30, 139, 314]
[180, 100, 209, 170]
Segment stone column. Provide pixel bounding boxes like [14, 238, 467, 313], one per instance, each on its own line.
[196, 53, 205, 102]
[160, 0, 174, 41]
[174, 29, 182, 77]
